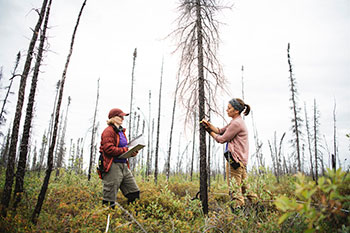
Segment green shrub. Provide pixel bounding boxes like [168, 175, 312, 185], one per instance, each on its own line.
[275, 168, 350, 232]
[4, 168, 345, 232]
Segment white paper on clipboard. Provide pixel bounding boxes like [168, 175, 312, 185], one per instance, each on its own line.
[119, 134, 145, 159]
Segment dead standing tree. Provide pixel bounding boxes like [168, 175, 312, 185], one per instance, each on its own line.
[154, 58, 164, 184]
[165, 79, 179, 181]
[88, 78, 100, 181]
[332, 100, 337, 171]
[55, 96, 71, 177]
[313, 99, 324, 184]
[1, 0, 49, 217]
[287, 43, 303, 173]
[31, 0, 87, 224]
[13, 0, 53, 210]
[190, 110, 197, 181]
[0, 52, 21, 129]
[172, 0, 229, 214]
[129, 48, 137, 140]
[304, 102, 315, 180]
[145, 91, 152, 178]
[268, 132, 285, 183]
[0, 128, 11, 167]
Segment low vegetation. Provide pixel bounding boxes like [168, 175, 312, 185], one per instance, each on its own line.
[0, 167, 349, 232]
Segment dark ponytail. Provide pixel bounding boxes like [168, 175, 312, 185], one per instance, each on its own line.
[235, 98, 250, 116]
[243, 103, 250, 116]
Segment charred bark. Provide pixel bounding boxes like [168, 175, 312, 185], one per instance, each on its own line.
[145, 91, 152, 178]
[31, 0, 87, 224]
[0, 52, 21, 127]
[304, 103, 315, 180]
[1, 0, 49, 217]
[154, 58, 164, 184]
[196, 1, 208, 214]
[172, 0, 229, 214]
[287, 43, 303, 173]
[313, 99, 320, 184]
[129, 48, 137, 140]
[190, 111, 196, 181]
[13, 0, 52, 210]
[88, 79, 99, 181]
[55, 97, 71, 177]
[0, 128, 11, 167]
[166, 79, 179, 181]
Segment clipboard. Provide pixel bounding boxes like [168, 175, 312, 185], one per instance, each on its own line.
[119, 134, 145, 159]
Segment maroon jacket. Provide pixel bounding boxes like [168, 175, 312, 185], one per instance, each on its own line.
[99, 125, 129, 173]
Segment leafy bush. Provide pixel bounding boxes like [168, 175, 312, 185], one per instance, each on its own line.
[275, 168, 350, 233]
[1, 167, 348, 232]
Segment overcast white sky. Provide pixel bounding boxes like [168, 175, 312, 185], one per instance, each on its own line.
[0, 0, 349, 172]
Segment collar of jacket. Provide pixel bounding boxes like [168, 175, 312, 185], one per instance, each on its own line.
[112, 124, 125, 133]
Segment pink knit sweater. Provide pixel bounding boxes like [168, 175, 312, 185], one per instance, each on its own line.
[214, 115, 249, 167]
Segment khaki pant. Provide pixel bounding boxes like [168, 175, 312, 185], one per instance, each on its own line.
[226, 162, 257, 207]
[102, 163, 139, 202]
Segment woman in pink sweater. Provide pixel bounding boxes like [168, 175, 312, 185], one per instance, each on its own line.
[201, 98, 256, 210]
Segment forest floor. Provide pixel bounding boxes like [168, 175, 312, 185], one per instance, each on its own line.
[0, 167, 349, 232]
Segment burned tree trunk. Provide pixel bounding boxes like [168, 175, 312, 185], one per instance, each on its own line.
[313, 99, 321, 184]
[166, 79, 179, 181]
[0, 128, 11, 167]
[287, 43, 303, 173]
[48, 80, 61, 148]
[0, 52, 21, 127]
[88, 78, 100, 181]
[207, 99, 212, 189]
[196, 1, 208, 214]
[190, 111, 196, 181]
[129, 48, 137, 140]
[269, 132, 285, 183]
[154, 58, 164, 184]
[13, 0, 52, 210]
[31, 142, 38, 170]
[37, 131, 48, 175]
[31, 0, 87, 224]
[332, 100, 337, 171]
[277, 133, 286, 177]
[304, 103, 315, 180]
[1, 0, 49, 217]
[55, 96, 71, 177]
[172, 0, 228, 214]
[145, 91, 152, 178]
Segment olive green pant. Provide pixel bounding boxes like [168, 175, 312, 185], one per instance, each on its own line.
[102, 162, 139, 202]
[226, 162, 257, 207]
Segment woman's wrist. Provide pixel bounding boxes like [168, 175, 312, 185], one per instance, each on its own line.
[210, 125, 219, 134]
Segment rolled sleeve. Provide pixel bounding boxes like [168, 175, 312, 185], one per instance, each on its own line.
[214, 120, 240, 144]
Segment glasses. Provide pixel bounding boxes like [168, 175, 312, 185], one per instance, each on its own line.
[117, 115, 124, 120]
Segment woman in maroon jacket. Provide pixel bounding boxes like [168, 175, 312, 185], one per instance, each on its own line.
[100, 108, 139, 208]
